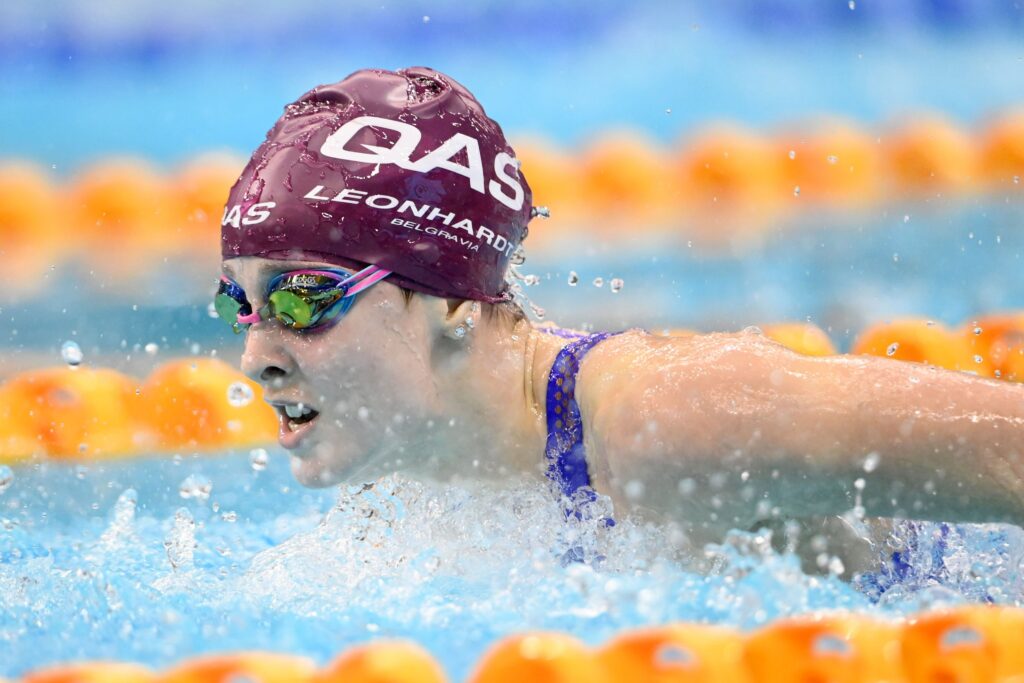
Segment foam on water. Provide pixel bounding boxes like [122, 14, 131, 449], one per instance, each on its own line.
[1, 451, 1022, 679]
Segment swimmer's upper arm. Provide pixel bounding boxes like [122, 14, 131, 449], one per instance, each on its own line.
[585, 331, 830, 532]
[587, 331, 1024, 532]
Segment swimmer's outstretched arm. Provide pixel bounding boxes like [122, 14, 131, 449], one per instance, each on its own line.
[586, 331, 1024, 533]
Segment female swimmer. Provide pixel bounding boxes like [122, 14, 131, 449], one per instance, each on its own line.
[218, 67, 1024, 570]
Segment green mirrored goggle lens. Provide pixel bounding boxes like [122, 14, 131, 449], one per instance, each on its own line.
[268, 289, 315, 328]
[214, 293, 245, 333]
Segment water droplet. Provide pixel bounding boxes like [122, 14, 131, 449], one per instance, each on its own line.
[227, 382, 254, 407]
[848, 0, 855, 9]
[665, 108, 672, 115]
[358, 406, 370, 421]
[567, 271, 579, 286]
[863, 452, 880, 472]
[510, 247, 526, 265]
[610, 278, 624, 293]
[61, 340, 83, 366]
[886, 342, 899, 356]
[892, 252, 899, 263]
[144, 342, 159, 356]
[974, 354, 984, 364]
[624, 480, 646, 500]
[164, 508, 196, 571]
[1014, 175, 1020, 184]
[221, 511, 238, 522]
[523, 274, 540, 286]
[854, 477, 866, 491]
[973, 326, 983, 335]
[249, 448, 269, 471]
[530, 206, 551, 219]
[793, 185, 801, 197]
[529, 303, 546, 320]
[788, 150, 796, 160]
[0, 465, 13, 493]
[422, 14, 430, 22]
[207, 302, 219, 318]
[677, 478, 696, 495]
[827, 154, 839, 164]
[178, 474, 212, 501]
[109, 489, 138, 530]
[903, 215, 910, 223]
[592, 277, 604, 288]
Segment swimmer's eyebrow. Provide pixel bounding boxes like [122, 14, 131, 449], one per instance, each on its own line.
[260, 260, 318, 275]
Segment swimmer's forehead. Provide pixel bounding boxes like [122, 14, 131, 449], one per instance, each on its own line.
[221, 258, 352, 284]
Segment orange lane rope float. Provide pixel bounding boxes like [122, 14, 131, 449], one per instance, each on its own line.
[14, 606, 1024, 683]
[0, 359, 275, 462]
[0, 111, 1021, 268]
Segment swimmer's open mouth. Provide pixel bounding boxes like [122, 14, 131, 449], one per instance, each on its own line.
[271, 401, 321, 432]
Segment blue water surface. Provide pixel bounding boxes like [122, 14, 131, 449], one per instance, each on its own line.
[1, 444, 1023, 679]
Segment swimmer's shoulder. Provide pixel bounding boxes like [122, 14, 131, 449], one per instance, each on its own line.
[578, 329, 788, 450]
[581, 328, 782, 391]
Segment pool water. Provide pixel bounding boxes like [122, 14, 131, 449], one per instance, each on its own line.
[2, 447, 1023, 680]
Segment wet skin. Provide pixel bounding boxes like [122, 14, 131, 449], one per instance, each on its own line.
[226, 256, 1024, 567]
[580, 329, 1024, 550]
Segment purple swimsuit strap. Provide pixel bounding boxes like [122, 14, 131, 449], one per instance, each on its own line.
[544, 329, 620, 527]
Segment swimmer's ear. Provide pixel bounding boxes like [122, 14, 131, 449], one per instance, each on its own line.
[439, 299, 478, 341]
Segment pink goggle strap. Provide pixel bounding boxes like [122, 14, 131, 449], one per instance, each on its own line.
[232, 265, 392, 325]
[236, 310, 262, 324]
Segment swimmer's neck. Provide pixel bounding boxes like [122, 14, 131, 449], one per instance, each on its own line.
[400, 318, 571, 484]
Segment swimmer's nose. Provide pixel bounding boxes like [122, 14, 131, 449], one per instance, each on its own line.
[240, 327, 297, 386]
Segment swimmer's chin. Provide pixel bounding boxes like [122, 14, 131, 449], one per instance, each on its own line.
[289, 451, 381, 488]
[290, 454, 347, 488]
[289, 461, 331, 488]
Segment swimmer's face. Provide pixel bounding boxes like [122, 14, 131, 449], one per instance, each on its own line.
[223, 256, 441, 487]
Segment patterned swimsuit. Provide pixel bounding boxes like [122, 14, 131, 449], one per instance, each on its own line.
[540, 327, 620, 527]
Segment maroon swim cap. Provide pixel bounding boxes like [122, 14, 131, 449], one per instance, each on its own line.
[221, 66, 533, 303]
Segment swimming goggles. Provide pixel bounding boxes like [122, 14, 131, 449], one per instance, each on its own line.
[214, 265, 390, 333]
